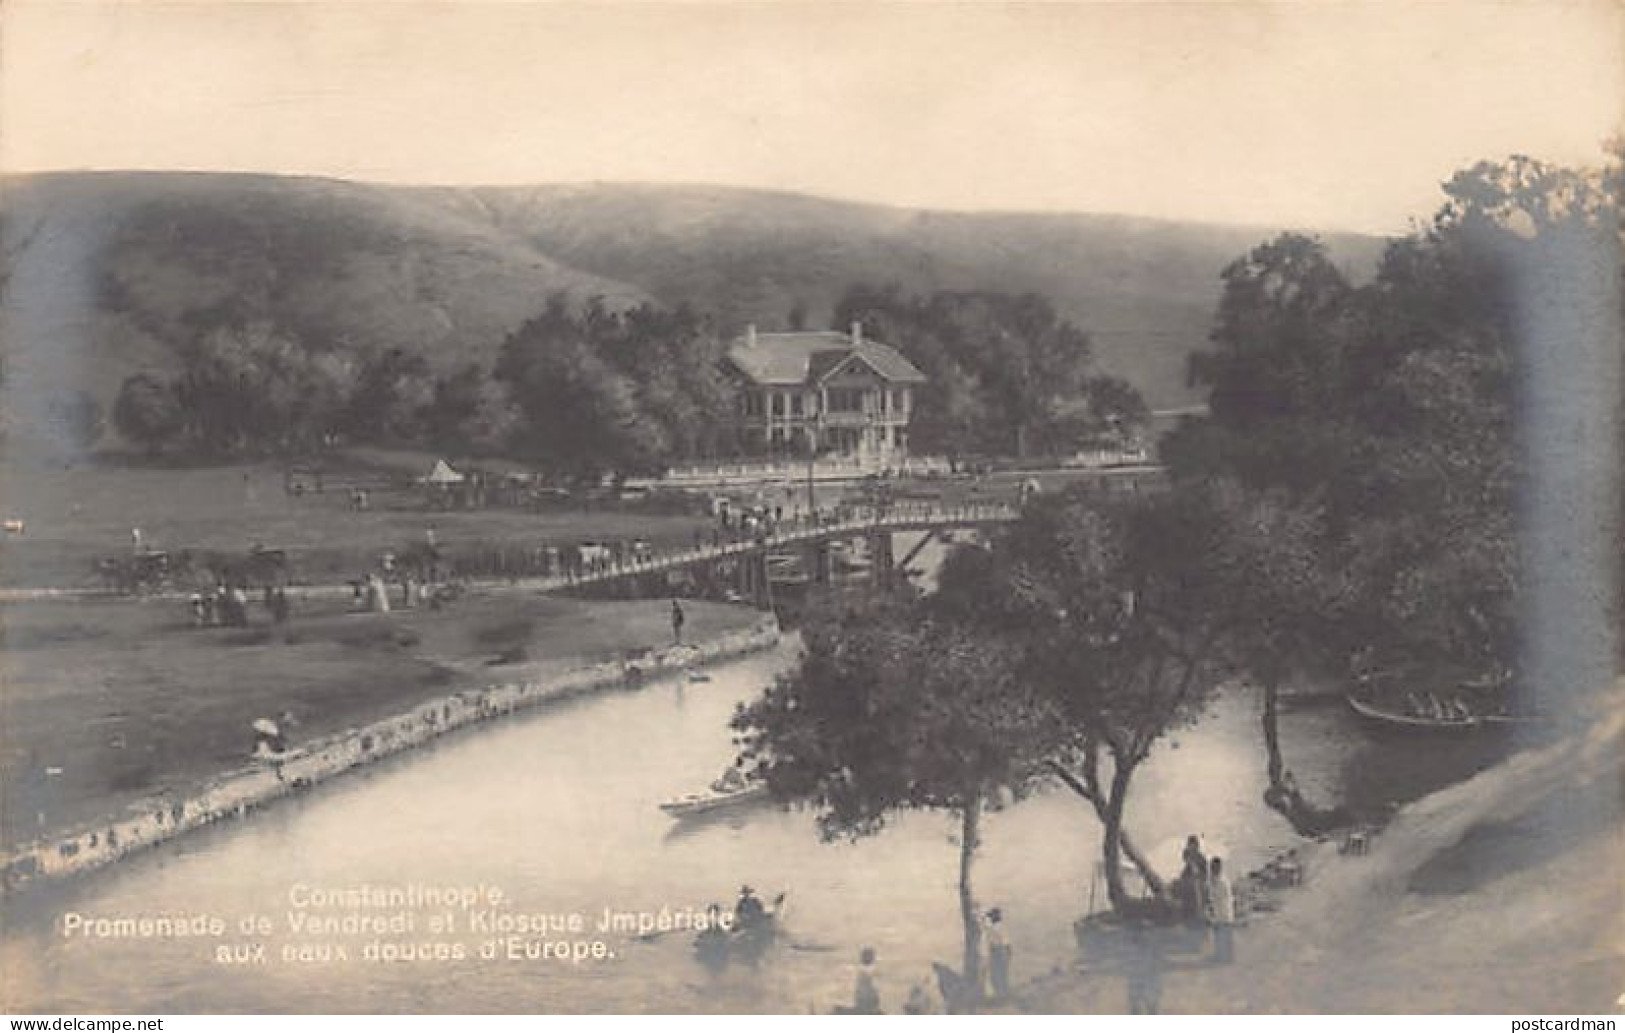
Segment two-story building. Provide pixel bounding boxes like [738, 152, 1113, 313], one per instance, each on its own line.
[724, 323, 927, 460]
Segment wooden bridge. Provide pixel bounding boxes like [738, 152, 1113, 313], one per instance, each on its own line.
[545, 501, 1021, 605]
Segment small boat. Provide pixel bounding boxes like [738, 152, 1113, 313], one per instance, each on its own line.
[659, 774, 769, 817]
[1346, 693, 1480, 729]
[1345, 693, 1543, 730]
[692, 891, 788, 967]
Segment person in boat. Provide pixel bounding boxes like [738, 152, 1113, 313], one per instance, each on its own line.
[713, 765, 748, 793]
[734, 885, 766, 931]
[693, 903, 729, 971]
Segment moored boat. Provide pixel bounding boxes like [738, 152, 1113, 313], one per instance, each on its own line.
[1346, 693, 1482, 730]
[1345, 693, 1543, 731]
[659, 769, 770, 817]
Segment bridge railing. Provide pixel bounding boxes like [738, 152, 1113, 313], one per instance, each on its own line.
[548, 502, 1019, 590]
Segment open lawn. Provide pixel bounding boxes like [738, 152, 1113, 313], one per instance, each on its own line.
[0, 589, 759, 850]
[0, 455, 716, 590]
[0, 452, 1154, 591]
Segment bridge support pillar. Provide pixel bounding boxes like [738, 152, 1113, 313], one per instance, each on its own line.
[806, 541, 832, 586]
[868, 530, 895, 589]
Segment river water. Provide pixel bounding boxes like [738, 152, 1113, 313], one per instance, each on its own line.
[1, 625, 1511, 1014]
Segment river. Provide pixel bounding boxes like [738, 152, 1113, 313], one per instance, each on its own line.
[0, 624, 1512, 1014]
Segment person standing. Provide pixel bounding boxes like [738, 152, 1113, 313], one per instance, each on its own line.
[984, 908, 1012, 1002]
[670, 598, 686, 645]
[850, 947, 882, 1014]
[1207, 856, 1236, 964]
[1180, 835, 1209, 926]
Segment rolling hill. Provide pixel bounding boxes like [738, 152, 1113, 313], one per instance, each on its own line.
[0, 171, 1388, 434]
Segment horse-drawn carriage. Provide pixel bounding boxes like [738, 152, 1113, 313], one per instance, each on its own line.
[210, 546, 292, 589]
[97, 545, 292, 596]
[95, 550, 194, 595]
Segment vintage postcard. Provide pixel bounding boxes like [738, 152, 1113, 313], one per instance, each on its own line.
[1, 0, 1621, 1017]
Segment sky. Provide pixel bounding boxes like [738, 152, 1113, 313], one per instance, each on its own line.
[1, 1, 1621, 234]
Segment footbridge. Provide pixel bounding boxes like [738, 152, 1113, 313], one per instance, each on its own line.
[547, 502, 1021, 605]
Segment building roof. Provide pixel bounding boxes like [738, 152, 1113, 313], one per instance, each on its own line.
[726, 330, 927, 387]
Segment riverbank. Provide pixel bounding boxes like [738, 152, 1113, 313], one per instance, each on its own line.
[0, 593, 779, 893]
[1017, 689, 1625, 1014]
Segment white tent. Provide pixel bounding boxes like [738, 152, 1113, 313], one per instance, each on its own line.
[424, 459, 465, 485]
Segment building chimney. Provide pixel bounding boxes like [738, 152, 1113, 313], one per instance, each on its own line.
[850, 320, 862, 346]
[747, 324, 758, 348]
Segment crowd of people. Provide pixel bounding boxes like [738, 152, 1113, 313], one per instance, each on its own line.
[813, 834, 1242, 1015]
[188, 582, 290, 628]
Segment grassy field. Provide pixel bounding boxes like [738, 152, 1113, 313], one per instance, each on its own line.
[0, 454, 719, 590]
[0, 588, 760, 850]
[0, 450, 1156, 591]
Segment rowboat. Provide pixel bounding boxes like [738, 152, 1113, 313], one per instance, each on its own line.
[658, 780, 769, 818]
[1345, 694, 1542, 731]
[1346, 694, 1481, 730]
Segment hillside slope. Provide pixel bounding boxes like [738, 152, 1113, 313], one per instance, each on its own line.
[0, 172, 650, 411]
[1, 172, 1389, 426]
[448, 183, 1388, 409]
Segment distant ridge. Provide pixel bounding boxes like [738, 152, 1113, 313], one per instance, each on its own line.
[0, 171, 1389, 413]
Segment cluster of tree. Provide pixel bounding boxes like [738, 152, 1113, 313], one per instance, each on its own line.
[492, 296, 741, 482]
[832, 286, 1148, 459]
[110, 297, 743, 481]
[731, 152, 1622, 1000]
[1168, 152, 1623, 825]
[733, 480, 1322, 1005]
[114, 321, 371, 456]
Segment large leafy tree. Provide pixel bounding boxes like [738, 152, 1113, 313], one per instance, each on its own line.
[169, 321, 357, 454]
[344, 347, 435, 443]
[935, 485, 1237, 911]
[834, 286, 1104, 458]
[112, 374, 183, 454]
[1168, 152, 1621, 815]
[495, 297, 665, 482]
[732, 593, 1058, 1003]
[494, 295, 740, 480]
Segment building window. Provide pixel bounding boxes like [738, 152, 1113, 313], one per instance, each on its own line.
[790, 394, 803, 417]
[829, 388, 863, 413]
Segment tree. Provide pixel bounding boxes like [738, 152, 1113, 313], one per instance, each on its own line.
[1191, 233, 1352, 429]
[172, 321, 356, 454]
[345, 347, 435, 443]
[935, 485, 1233, 912]
[1197, 480, 1354, 836]
[425, 363, 521, 456]
[112, 373, 183, 453]
[498, 313, 665, 483]
[1037, 375, 1151, 455]
[732, 593, 1057, 1005]
[1166, 153, 1623, 825]
[835, 286, 1097, 458]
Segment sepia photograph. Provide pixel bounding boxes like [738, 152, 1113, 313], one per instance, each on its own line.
[0, 0, 1621, 1017]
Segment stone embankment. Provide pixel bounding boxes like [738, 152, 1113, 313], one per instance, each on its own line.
[1, 614, 782, 895]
